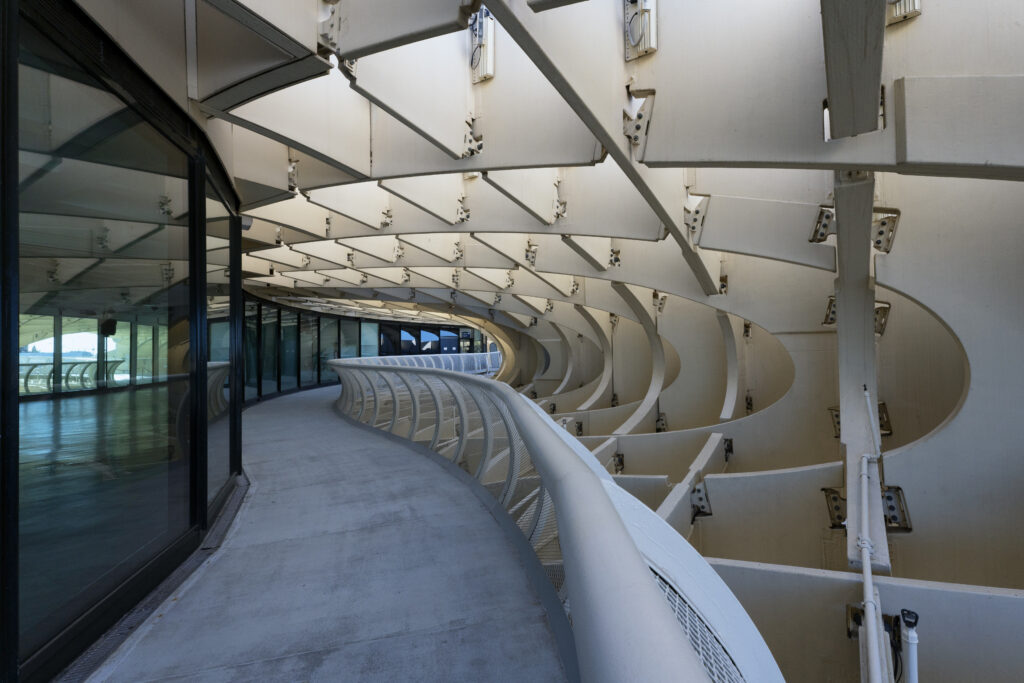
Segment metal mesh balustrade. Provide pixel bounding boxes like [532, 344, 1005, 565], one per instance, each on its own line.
[653, 570, 745, 683]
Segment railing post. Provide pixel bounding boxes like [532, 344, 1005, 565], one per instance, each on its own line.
[440, 377, 469, 466]
[396, 372, 420, 440]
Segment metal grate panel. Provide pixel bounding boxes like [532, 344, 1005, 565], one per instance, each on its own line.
[653, 570, 745, 683]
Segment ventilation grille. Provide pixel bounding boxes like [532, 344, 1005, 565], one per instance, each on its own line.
[653, 569, 745, 683]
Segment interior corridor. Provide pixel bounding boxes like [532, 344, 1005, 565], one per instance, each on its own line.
[85, 387, 567, 682]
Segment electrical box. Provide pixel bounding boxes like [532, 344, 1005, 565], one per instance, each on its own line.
[624, 0, 658, 61]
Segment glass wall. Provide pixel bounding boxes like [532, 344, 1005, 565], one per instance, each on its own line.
[379, 323, 401, 356]
[319, 317, 340, 385]
[280, 309, 298, 391]
[261, 305, 278, 395]
[17, 21, 193, 661]
[340, 319, 359, 359]
[299, 313, 317, 386]
[400, 327, 419, 354]
[206, 192, 233, 503]
[440, 328, 458, 354]
[420, 327, 439, 353]
[244, 300, 259, 401]
[361, 321, 379, 357]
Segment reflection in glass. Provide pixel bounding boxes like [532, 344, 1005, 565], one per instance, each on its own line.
[420, 327, 439, 353]
[244, 301, 258, 400]
[280, 309, 298, 391]
[17, 23, 191, 658]
[19, 314, 54, 395]
[320, 317, 340, 385]
[299, 313, 317, 386]
[400, 328, 419, 355]
[440, 328, 458, 354]
[207, 196, 232, 502]
[339, 319, 358, 359]
[261, 306, 278, 396]
[136, 324, 154, 384]
[361, 321, 379, 357]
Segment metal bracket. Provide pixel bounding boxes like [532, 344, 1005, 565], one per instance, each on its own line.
[828, 403, 893, 438]
[719, 274, 728, 295]
[823, 487, 848, 528]
[745, 391, 753, 414]
[624, 0, 658, 61]
[393, 242, 404, 260]
[882, 485, 912, 531]
[610, 392, 619, 407]
[723, 438, 734, 462]
[684, 194, 710, 244]
[874, 301, 892, 335]
[380, 207, 393, 229]
[456, 197, 471, 223]
[553, 198, 567, 220]
[569, 277, 580, 296]
[652, 290, 667, 315]
[609, 313, 619, 328]
[613, 452, 625, 474]
[623, 96, 654, 152]
[574, 420, 584, 437]
[529, 316, 538, 327]
[544, 299, 555, 313]
[690, 481, 712, 518]
[525, 238, 539, 267]
[655, 412, 667, 433]
[608, 248, 622, 267]
[811, 205, 898, 252]
[401, 267, 411, 284]
[810, 205, 837, 243]
[871, 209, 899, 253]
[463, 117, 483, 158]
[452, 241, 464, 262]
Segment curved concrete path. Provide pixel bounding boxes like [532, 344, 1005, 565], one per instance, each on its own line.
[89, 386, 567, 682]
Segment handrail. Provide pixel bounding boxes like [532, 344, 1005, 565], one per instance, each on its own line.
[329, 357, 782, 683]
[342, 350, 502, 376]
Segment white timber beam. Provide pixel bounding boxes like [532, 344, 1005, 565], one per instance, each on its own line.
[834, 170, 890, 573]
[820, 0, 886, 139]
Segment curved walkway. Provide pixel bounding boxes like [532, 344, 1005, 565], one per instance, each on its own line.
[89, 386, 567, 682]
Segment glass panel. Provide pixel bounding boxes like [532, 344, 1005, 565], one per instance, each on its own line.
[460, 327, 473, 354]
[400, 328, 419, 355]
[207, 195, 232, 503]
[60, 317, 98, 392]
[18, 22, 192, 658]
[379, 323, 400, 356]
[19, 314, 54, 395]
[420, 328, 439, 353]
[339, 319, 358, 358]
[440, 328, 458, 354]
[360, 321, 379, 357]
[299, 313, 317, 386]
[135, 324, 154, 385]
[261, 305, 278, 396]
[319, 317, 340, 385]
[280, 309, 298, 391]
[104, 319, 132, 388]
[244, 300, 258, 400]
[156, 324, 169, 381]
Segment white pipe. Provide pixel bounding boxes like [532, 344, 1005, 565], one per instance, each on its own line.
[904, 623, 919, 683]
[860, 386, 885, 683]
[859, 451, 884, 683]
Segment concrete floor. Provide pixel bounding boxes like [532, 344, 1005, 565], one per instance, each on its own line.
[88, 386, 567, 682]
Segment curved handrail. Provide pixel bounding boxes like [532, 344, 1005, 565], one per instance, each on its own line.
[329, 358, 782, 683]
[342, 350, 502, 376]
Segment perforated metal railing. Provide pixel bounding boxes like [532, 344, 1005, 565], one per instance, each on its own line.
[329, 355, 783, 683]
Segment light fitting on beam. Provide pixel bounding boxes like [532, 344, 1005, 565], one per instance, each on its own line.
[874, 301, 892, 335]
[886, 0, 922, 26]
[624, 0, 658, 61]
[469, 8, 495, 83]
